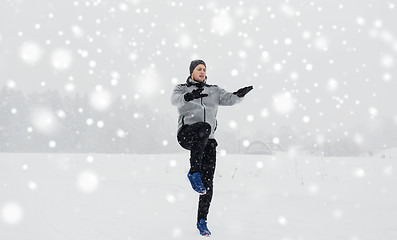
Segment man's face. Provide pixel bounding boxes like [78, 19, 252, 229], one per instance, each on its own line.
[191, 64, 206, 82]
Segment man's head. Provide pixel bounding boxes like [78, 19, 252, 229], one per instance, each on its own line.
[189, 59, 206, 82]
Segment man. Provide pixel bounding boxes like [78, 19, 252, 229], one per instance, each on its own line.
[171, 59, 253, 237]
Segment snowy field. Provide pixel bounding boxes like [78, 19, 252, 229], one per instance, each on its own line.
[1, 150, 396, 240]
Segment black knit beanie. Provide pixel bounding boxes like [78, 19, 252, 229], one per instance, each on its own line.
[189, 59, 206, 75]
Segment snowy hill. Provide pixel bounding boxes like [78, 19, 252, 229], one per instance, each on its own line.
[0, 152, 396, 239]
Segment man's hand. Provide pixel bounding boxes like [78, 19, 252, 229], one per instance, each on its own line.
[233, 86, 253, 97]
[184, 88, 209, 101]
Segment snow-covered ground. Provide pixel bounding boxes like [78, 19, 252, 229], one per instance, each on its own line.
[1, 151, 396, 240]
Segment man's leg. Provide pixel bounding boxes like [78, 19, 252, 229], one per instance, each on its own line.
[177, 122, 211, 174]
[197, 139, 217, 221]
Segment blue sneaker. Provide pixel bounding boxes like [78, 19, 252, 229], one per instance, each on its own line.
[197, 219, 211, 237]
[187, 171, 206, 195]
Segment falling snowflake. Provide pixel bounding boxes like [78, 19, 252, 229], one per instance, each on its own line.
[1, 202, 23, 225]
[77, 170, 99, 194]
[212, 9, 233, 35]
[273, 92, 295, 115]
[19, 41, 43, 65]
[51, 48, 73, 70]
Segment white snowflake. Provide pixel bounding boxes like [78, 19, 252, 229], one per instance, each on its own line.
[273, 92, 295, 115]
[89, 86, 113, 111]
[51, 48, 73, 70]
[212, 9, 234, 35]
[77, 170, 99, 194]
[1, 202, 23, 225]
[19, 41, 43, 65]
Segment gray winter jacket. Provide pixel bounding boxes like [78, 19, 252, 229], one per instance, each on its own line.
[171, 77, 243, 138]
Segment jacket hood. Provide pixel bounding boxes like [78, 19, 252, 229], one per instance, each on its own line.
[186, 77, 210, 87]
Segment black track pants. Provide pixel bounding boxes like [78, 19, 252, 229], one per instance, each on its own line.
[177, 122, 211, 174]
[177, 122, 218, 221]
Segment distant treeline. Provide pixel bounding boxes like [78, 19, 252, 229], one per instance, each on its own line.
[0, 87, 180, 153]
[2, 87, 395, 155]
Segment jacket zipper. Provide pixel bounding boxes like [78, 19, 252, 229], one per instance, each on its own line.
[201, 95, 206, 122]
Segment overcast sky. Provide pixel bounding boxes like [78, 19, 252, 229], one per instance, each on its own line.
[1, 0, 396, 146]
